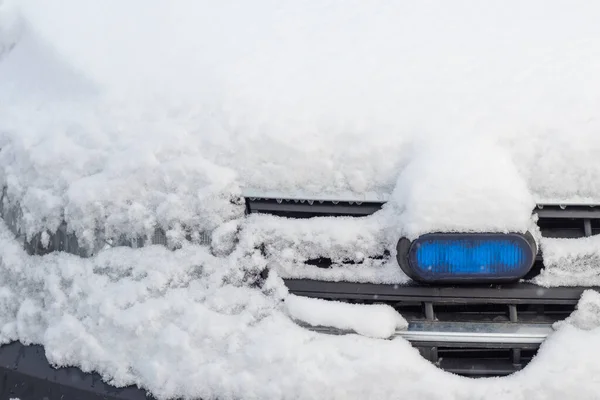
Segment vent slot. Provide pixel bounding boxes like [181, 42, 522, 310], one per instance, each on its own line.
[538, 217, 587, 238]
[434, 348, 537, 376]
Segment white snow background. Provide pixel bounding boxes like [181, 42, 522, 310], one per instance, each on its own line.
[3, 0, 600, 398]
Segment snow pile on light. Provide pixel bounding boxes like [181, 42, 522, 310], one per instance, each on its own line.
[388, 135, 536, 240]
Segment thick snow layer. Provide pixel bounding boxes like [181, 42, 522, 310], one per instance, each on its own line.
[0, 1, 20, 60]
[388, 136, 536, 239]
[3, 225, 600, 399]
[285, 294, 407, 339]
[3, 0, 600, 248]
[534, 236, 600, 287]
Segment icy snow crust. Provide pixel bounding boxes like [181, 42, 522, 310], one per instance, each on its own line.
[534, 236, 600, 287]
[3, 0, 600, 397]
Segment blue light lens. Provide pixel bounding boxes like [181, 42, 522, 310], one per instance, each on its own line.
[402, 233, 536, 283]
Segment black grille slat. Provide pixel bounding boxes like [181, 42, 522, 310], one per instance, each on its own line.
[534, 205, 600, 219]
[437, 355, 531, 376]
[246, 197, 384, 218]
[537, 217, 587, 238]
[435, 348, 537, 376]
[287, 280, 583, 324]
[286, 281, 580, 324]
[285, 279, 591, 305]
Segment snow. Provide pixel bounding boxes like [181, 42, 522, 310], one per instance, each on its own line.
[554, 290, 600, 331]
[534, 236, 600, 287]
[4, 0, 600, 398]
[2, 0, 600, 248]
[238, 213, 408, 284]
[285, 294, 407, 339]
[272, 258, 406, 284]
[3, 223, 600, 399]
[388, 135, 536, 240]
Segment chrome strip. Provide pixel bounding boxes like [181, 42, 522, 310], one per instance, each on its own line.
[306, 321, 553, 344]
[400, 321, 552, 344]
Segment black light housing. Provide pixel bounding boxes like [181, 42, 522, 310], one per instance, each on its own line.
[396, 232, 537, 284]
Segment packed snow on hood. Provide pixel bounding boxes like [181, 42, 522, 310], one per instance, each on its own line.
[3, 0, 600, 246]
[4, 0, 600, 398]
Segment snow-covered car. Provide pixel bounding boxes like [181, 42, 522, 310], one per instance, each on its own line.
[4, 1, 600, 400]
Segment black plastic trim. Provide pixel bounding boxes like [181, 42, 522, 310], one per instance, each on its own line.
[411, 341, 541, 350]
[246, 197, 384, 218]
[0, 342, 151, 400]
[437, 357, 523, 376]
[283, 279, 596, 305]
[534, 205, 600, 219]
[396, 232, 537, 284]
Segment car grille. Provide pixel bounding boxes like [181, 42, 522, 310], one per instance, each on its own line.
[286, 279, 584, 376]
[245, 196, 600, 376]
